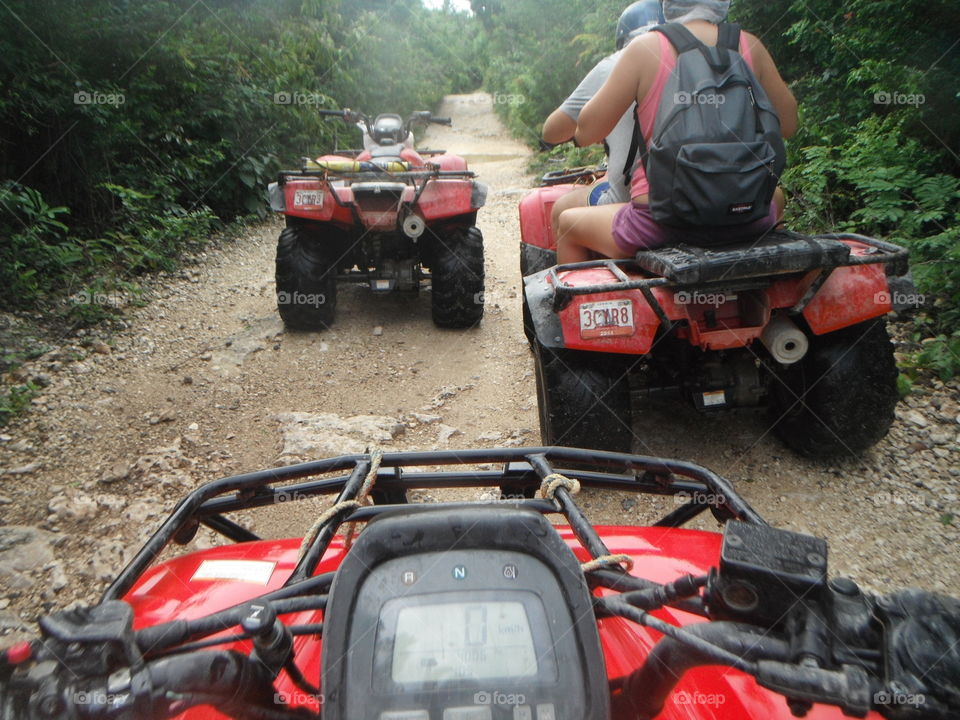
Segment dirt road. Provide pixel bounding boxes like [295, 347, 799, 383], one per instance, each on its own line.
[1, 93, 958, 638]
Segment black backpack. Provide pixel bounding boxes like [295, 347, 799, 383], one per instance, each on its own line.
[642, 22, 786, 229]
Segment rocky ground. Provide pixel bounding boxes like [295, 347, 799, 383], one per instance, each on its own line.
[1, 92, 959, 645]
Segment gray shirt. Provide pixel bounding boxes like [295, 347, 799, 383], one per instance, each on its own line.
[559, 50, 637, 204]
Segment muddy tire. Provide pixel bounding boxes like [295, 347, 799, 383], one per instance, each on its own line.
[431, 226, 485, 328]
[275, 225, 337, 330]
[534, 343, 632, 451]
[769, 319, 899, 458]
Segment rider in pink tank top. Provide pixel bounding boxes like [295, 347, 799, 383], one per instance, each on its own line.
[630, 31, 755, 199]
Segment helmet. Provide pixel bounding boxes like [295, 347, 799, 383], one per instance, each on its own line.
[371, 114, 406, 145]
[615, 0, 666, 50]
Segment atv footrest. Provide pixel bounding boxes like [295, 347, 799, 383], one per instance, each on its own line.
[634, 231, 852, 285]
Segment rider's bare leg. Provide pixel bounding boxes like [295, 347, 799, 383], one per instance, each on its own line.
[550, 186, 592, 239]
[556, 203, 629, 264]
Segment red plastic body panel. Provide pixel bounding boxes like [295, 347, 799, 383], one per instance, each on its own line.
[431, 153, 468, 172]
[124, 538, 347, 719]
[519, 184, 579, 251]
[123, 527, 883, 720]
[282, 179, 337, 223]
[802, 242, 892, 334]
[552, 250, 892, 354]
[521, 184, 895, 353]
[415, 179, 477, 220]
[556, 268, 661, 353]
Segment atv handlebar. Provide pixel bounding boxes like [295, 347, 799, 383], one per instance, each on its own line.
[4, 577, 958, 719]
[316, 108, 451, 138]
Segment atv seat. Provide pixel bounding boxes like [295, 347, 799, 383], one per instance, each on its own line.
[633, 230, 851, 285]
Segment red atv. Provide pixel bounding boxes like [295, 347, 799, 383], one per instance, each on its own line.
[269, 109, 487, 330]
[520, 168, 912, 458]
[2, 447, 958, 719]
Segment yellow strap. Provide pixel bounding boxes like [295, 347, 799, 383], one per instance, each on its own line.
[311, 160, 411, 173]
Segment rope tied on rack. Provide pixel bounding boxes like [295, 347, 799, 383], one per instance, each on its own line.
[582, 554, 635, 573]
[296, 448, 384, 561]
[297, 501, 362, 561]
[343, 448, 384, 550]
[539, 472, 581, 499]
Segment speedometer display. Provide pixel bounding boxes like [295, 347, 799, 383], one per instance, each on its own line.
[391, 601, 537, 683]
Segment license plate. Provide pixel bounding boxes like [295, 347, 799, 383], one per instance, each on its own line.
[293, 190, 323, 207]
[579, 299, 634, 339]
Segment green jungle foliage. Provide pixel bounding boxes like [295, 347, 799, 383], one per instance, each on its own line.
[3, 0, 959, 376]
[475, 0, 960, 376]
[0, 0, 482, 316]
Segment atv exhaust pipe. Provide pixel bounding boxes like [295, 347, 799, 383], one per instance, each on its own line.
[761, 314, 809, 365]
[401, 213, 425, 238]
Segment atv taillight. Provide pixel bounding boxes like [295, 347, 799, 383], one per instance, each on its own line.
[5, 641, 32, 665]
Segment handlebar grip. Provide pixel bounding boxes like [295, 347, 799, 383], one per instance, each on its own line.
[431, 117, 452, 126]
[0, 649, 279, 720]
[317, 109, 346, 117]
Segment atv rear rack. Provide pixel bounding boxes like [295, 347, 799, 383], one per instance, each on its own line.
[103, 447, 764, 602]
[545, 232, 908, 315]
[277, 166, 478, 220]
[277, 168, 476, 184]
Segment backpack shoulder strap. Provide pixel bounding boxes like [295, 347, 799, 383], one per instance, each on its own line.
[652, 23, 703, 56]
[717, 22, 742, 52]
[622, 103, 641, 190]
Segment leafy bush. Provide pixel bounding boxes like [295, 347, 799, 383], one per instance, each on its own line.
[0, 0, 483, 317]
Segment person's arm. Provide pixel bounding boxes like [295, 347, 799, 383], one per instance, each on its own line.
[745, 33, 798, 139]
[576, 35, 657, 147]
[543, 55, 617, 146]
[542, 108, 578, 145]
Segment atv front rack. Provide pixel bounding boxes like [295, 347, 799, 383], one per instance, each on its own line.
[103, 447, 764, 602]
[545, 231, 909, 316]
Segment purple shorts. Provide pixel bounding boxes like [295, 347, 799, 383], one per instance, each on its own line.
[612, 203, 779, 254]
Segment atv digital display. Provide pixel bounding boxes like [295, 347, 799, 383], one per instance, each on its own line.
[389, 598, 539, 683]
[321, 508, 609, 720]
